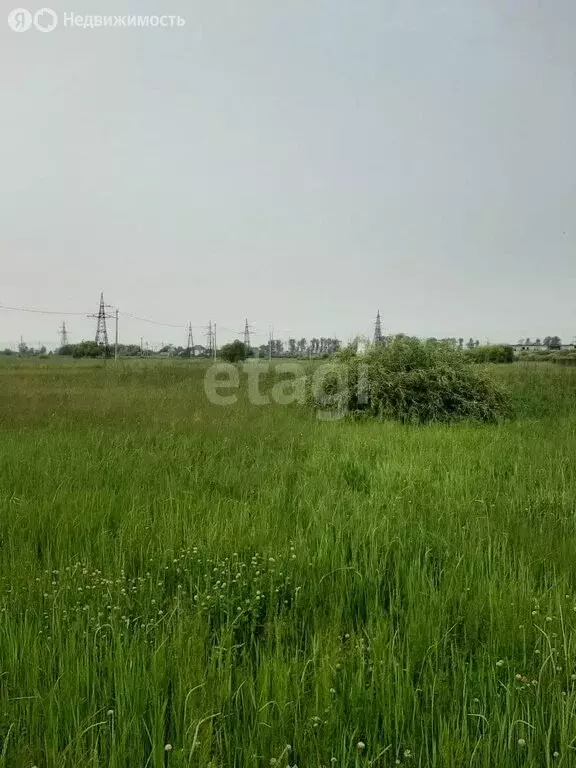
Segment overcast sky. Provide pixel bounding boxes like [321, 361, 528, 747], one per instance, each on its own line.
[1, 0, 575, 349]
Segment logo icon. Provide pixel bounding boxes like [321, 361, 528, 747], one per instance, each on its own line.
[7, 7, 58, 32]
[34, 7, 58, 31]
[7, 8, 33, 31]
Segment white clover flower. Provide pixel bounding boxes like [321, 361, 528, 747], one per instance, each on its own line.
[164, 743, 173, 751]
[357, 742, 365, 751]
[518, 739, 526, 747]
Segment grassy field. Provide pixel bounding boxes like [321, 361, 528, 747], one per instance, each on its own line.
[0, 359, 575, 767]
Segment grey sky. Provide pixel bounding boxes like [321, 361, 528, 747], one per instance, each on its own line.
[1, 0, 575, 349]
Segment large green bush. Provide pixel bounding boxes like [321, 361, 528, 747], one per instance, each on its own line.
[219, 340, 251, 363]
[310, 336, 513, 424]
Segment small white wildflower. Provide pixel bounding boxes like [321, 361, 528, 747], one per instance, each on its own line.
[164, 743, 173, 751]
[107, 709, 114, 716]
[357, 741, 365, 751]
[553, 752, 560, 758]
[518, 739, 526, 747]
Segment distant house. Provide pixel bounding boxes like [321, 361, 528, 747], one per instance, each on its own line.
[513, 342, 548, 352]
[513, 340, 576, 353]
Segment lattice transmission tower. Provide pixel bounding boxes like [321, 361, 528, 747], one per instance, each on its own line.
[59, 321, 68, 348]
[373, 309, 382, 344]
[88, 292, 113, 357]
[187, 322, 194, 357]
[244, 318, 251, 349]
[206, 320, 214, 357]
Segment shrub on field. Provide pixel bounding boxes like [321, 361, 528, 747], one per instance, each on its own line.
[553, 354, 576, 367]
[309, 336, 512, 424]
[464, 344, 514, 364]
[219, 340, 252, 363]
[71, 340, 108, 358]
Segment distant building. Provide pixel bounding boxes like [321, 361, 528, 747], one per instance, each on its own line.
[513, 341, 575, 353]
[513, 342, 548, 352]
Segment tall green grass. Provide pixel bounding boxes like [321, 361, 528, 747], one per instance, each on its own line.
[0, 360, 575, 767]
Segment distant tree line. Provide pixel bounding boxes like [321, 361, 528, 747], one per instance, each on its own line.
[516, 336, 562, 349]
[58, 341, 142, 358]
[0, 342, 48, 356]
[5, 332, 567, 362]
[256, 337, 342, 358]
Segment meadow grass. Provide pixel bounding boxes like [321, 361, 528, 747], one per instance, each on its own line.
[0, 359, 575, 767]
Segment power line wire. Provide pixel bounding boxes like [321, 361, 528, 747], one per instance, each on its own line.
[119, 310, 188, 329]
[1, 301, 311, 339]
[0, 303, 88, 316]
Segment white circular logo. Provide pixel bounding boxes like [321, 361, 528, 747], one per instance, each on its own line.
[33, 7, 58, 32]
[8, 8, 33, 31]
